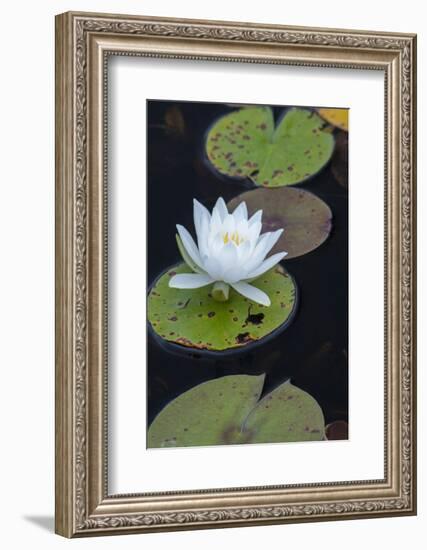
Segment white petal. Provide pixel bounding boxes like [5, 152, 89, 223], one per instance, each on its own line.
[246, 252, 288, 280]
[236, 239, 252, 263]
[248, 209, 263, 226]
[176, 224, 204, 270]
[203, 256, 222, 280]
[245, 229, 284, 273]
[208, 232, 225, 257]
[222, 265, 246, 284]
[176, 234, 204, 274]
[197, 213, 210, 259]
[169, 273, 213, 289]
[254, 231, 271, 248]
[236, 219, 250, 240]
[217, 242, 238, 274]
[222, 213, 234, 233]
[262, 229, 284, 256]
[213, 197, 228, 221]
[232, 202, 248, 223]
[193, 198, 211, 226]
[193, 199, 210, 245]
[231, 281, 271, 307]
[248, 220, 262, 244]
[242, 233, 272, 273]
[210, 206, 223, 233]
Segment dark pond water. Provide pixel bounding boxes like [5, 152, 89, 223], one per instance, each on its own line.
[147, 100, 348, 431]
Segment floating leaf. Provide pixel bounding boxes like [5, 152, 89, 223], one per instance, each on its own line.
[148, 375, 325, 448]
[325, 420, 348, 440]
[317, 108, 349, 131]
[242, 379, 325, 444]
[148, 263, 297, 353]
[206, 107, 335, 187]
[228, 187, 332, 259]
[331, 131, 348, 188]
[225, 103, 253, 109]
[148, 375, 263, 448]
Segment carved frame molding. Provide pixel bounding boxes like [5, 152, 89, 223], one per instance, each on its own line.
[55, 12, 416, 537]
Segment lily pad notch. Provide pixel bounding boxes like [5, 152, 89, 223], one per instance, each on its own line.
[148, 262, 298, 356]
[206, 106, 335, 188]
[148, 374, 326, 448]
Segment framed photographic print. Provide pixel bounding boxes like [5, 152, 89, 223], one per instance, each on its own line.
[55, 11, 417, 537]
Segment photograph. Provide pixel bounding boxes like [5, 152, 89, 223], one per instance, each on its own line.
[146, 100, 349, 449]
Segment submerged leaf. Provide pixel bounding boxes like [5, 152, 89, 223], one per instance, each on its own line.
[325, 420, 348, 440]
[148, 375, 325, 448]
[331, 131, 348, 188]
[317, 108, 349, 131]
[206, 107, 335, 187]
[228, 187, 332, 259]
[148, 263, 297, 353]
[164, 105, 186, 136]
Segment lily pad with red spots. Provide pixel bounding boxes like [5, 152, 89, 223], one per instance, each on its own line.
[147, 262, 297, 354]
[205, 106, 335, 187]
[228, 187, 332, 260]
[147, 374, 325, 448]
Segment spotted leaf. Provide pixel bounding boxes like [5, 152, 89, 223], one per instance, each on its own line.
[206, 107, 335, 187]
[148, 262, 297, 353]
[148, 375, 325, 448]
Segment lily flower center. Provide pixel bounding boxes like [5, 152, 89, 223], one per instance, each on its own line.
[223, 230, 244, 246]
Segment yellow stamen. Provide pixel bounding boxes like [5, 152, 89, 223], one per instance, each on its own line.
[223, 231, 244, 245]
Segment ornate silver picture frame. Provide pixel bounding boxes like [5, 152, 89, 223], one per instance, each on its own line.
[55, 11, 416, 537]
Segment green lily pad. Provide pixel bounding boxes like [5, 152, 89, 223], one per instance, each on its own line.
[148, 263, 297, 353]
[148, 374, 325, 448]
[228, 187, 332, 259]
[206, 106, 335, 187]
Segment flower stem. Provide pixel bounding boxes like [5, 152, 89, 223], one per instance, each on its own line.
[212, 282, 230, 302]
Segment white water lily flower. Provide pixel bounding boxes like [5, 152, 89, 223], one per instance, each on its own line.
[169, 197, 287, 307]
